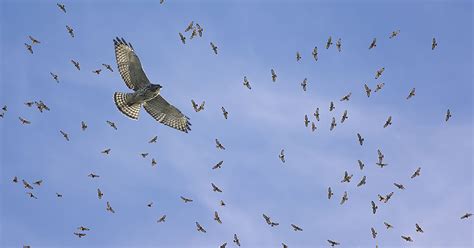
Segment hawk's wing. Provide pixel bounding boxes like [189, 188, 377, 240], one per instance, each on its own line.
[114, 37, 150, 91]
[144, 95, 191, 133]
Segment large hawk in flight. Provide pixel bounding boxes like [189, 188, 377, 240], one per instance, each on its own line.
[113, 37, 191, 133]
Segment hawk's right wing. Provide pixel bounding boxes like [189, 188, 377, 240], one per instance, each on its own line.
[114, 37, 151, 91]
[144, 95, 191, 133]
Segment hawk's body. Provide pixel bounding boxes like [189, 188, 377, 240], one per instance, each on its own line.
[113, 37, 191, 132]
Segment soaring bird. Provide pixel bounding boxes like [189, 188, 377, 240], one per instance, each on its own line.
[401, 236, 413, 242]
[210, 42, 218, 54]
[29, 35, 41, 44]
[314, 107, 320, 121]
[214, 211, 222, 224]
[328, 187, 333, 199]
[311, 122, 317, 132]
[211, 183, 222, 192]
[375, 67, 385, 79]
[312, 46, 318, 61]
[112, 37, 190, 132]
[71, 60, 80, 70]
[389, 30, 400, 39]
[33, 180, 42, 186]
[330, 117, 337, 131]
[57, 3, 66, 13]
[384, 222, 394, 229]
[101, 148, 111, 154]
[157, 215, 166, 223]
[74, 232, 86, 238]
[66, 25, 75, 38]
[212, 160, 224, 170]
[195, 222, 206, 233]
[60, 130, 69, 141]
[461, 213, 472, 219]
[357, 176, 366, 187]
[340, 92, 351, 101]
[279, 149, 285, 163]
[22, 180, 33, 189]
[358, 160, 365, 170]
[364, 84, 372, 97]
[97, 188, 103, 199]
[221, 107, 229, 119]
[394, 183, 405, 190]
[191, 100, 205, 112]
[411, 167, 421, 179]
[271, 69, 277, 82]
[19, 117, 31, 125]
[383, 116, 392, 128]
[185, 21, 194, 32]
[50, 72, 59, 83]
[196, 23, 203, 37]
[106, 201, 115, 213]
[149, 136, 158, 143]
[24, 43, 33, 54]
[326, 36, 333, 49]
[151, 158, 157, 166]
[406, 88, 416, 99]
[371, 201, 378, 214]
[179, 33, 186, 44]
[102, 63, 113, 72]
[340, 110, 348, 123]
[329, 101, 335, 111]
[78, 226, 90, 231]
[432, 37, 437, 50]
[357, 133, 364, 146]
[26, 192, 38, 199]
[233, 234, 241, 246]
[415, 223, 424, 233]
[291, 224, 303, 231]
[327, 240, 340, 246]
[243, 76, 252, 89]
[296, 51, 301, 61]
[92, 69, 102, 75]
[180, 196, 193, 203]
[445, 109, 452, 122]
[369, 38, 377, 49]
[374, 83, 385, 92]
[88, 173, 99, 178]
[371, 227, 377, 239]
[341, 171, 353, 183]
[336, 38, 342, 52]
[301, 78, 307, 91]
[215, 139, 225, 150]
[106, 120, 117, 130]
[340, 191, 348, 205]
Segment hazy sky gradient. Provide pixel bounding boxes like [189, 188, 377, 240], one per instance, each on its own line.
[1, 0, 472, 247]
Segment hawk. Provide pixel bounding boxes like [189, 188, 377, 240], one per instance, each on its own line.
[112, 37, 191, 133]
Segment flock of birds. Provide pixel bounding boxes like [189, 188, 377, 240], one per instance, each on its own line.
[1, 2, 472, 248]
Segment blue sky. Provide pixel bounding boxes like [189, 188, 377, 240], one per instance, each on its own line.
[0, 0, 472, 247]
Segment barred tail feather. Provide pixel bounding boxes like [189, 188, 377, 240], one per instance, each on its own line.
[114, 92, 141, 120]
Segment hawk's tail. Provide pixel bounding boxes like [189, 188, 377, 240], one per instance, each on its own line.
[114, 92, 141, 120]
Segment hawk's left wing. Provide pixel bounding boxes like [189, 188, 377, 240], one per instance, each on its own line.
[144, 95, 191, 133]
[114, 37, 150, 91]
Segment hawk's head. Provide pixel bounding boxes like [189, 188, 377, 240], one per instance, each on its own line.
[150, 84, 162, 93]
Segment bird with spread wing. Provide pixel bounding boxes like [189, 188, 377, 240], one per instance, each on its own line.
[112, 37, 191, 133]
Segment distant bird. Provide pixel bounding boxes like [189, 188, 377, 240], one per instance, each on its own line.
[29, 35, 40, 44]
[22, 180, 33, 189]
[151, 159, 157, 167]
[291, 224, 303, 231]
[160, 0, 165, 4]
[384, 222, 393, 229]
[78, 226, 90, 231]
[60, 130, 69, 141]
[220, 243, 227, 248]
[389, 30, 400, 39]
[196, 23, 203, 37]
[184, 21, 194, 32]
[415, 223, 424, 233]
[149, 136, 158, 143]
[214, 211, 222, 224]
[314, 107, 320, 121]
[233, 234, 241, 246]
[374, 83, 385, 92]
[282, 243, 288, 248]
[394, 183, 405, 190]
[24, 43, 33, 54]
[328, 187, 333, 199]
[191, 100, 205, 112]
[401, 236, 413, 242]
[364, 84, 372, 97]
[66, 25, 75, 38]
[376, 161, 388, 168]
[262, 214, 271, 225]
[33, 180, 43, 186]
[147, 202, 153, 208]
[406, 88, 416, 100]
[340, 92, 351, 101]
[112, 37, 191, 132]
[340, 191, 348, 205]
[460, 213, 472, 219]
[329, 101, 335, 111]
[296, 51, 301, 61]
[370, 227, 378, 239]
[19, 117, 31, 125]
[106, 120, 117, 130]
[56, 193, 63, 198]
[221, 107, 229, 119]
[383, 192, 394, 203]
[383, 116, 392, 128]
[215, 139, 225, 150]
[50, 72, 59, 83]
[378, 194, 386, 202]
[13, 176, 18, 183]
[196, 222, 206, 233]
[97, 188, 103, 199]
[2, 105, 6, 111]
[106, 201, 115, 213]
[93, 69, 102, 75]
[179, 33, 186, 44]
[57, 3, 66, 13]
[358, 160, 365, 170]
[279, 149, 285, 163]
[101, 148, 111, 155]
[341, 171, 353, 183]
[336, 38, 342, 52]
[212, 160, 223, 170]
[243, 76, 252, 89]
[377, 149, 384, 161]
[102, 63, 113, 72]
[312, 46, 318, 61]
[432, 37, 437, 50]
[357, 133, 364, 146]
[190, 28, 198, 39]
[211, 183, 222, 193]
[25, 101, 34, 107]
[375, 67, 385, 79]
[0, 112, 4, 118]
[220, 200, 226, 206]
[71, 60, 80, 70]
[369, 38, 377, 49]
[311, 122, 317, 132]
[35, 101, 50, 112]
[141, 153, 149, 158]
[180, 196, 193, 203]
[326, 36, 333, 49]
[210, 42, 218, 54]
[330, 117, 337, 131]
[271, 69, 277, 82]
[303, 114, 310, 127]
[26, 192, 37, 199]
[157, 215, 166, 223]
[411, 167, 421, 179]
[357, 176, 366, 187]
[327, 240, 340, 246]
[301, 78, 307, 91]
[445, 109, 452, 122]
[88, 173, 100, 178]
[341, 110, 348, 123]
[73, 232, 86, 238]
[371, 201, 378, 214]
